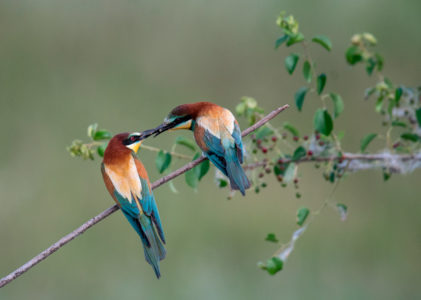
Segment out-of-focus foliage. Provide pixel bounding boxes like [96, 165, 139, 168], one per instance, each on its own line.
[2, 1, 421, 299]
[68, 11, 421, 278]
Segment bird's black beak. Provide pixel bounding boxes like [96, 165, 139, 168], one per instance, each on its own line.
[141, 121, 178, 138]
[138, 128, 159, 140]
[152, 121, 178, 137]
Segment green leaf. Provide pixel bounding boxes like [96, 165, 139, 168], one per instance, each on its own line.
[97, 143, 106, 157]
[391, 121, 407, 128]
[375, 96, 384, 113]
[218, 179, 228, 188]
[286, 32, 305, 47]
[364, 87, 376, 100]
[317, 73, 327, 95]
[198, 159, 210, 180]
[302, 60, 312, 83]
[265, 257, 283, 275]
[283, 122, 300, 137]
[416, 108, 421, 127]
[375, 53, 384, 71]
[285, 53, 300, 74]
[275, 35, 288, 49]
[345, 46, 363, 65]
[283, 163, 296, 183]
[235, 102, 246, 116]
[185, 154, 209, 188]
[295, 86, 309, 111]
[313, 109, 333, 136]
[255, 126, 274, 140]
[292, 146, 306, 161]
[175, 136, 197, 152]
[93, 130, 112, 141]
[168, 181, 179, 194]
[311, 35, 332, 51]
[383, 171, 391, 181]
[366, 57, 376, 76]
[274, 162, 296, 183]
[336, 130, 345, 141]
[241, 96, 257, 108]
[362, 32, 377, 45]
[265, 233, 279, 243]
[395, 87, 403, 104]
[87, 123, 98, 138]
[329, 93, 344, 118]
[336, 203, 348, 221]
[360, 133, 377, 152]
[401, 133, 420, 142]
[297, 207, 310, 226]
[384, 77, 393, 89]
[155, 150, 172, 174]
[185, 168, 199, 188]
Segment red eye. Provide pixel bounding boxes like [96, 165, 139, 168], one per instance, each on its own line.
[130, 136, 136, 141]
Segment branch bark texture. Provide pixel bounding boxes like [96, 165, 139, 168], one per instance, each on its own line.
[0, 104, 290, 288]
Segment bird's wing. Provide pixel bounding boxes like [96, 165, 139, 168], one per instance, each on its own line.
[133, 155, 166, 243]
[231, 120, 244, 163]
[200, 127, 228, 174]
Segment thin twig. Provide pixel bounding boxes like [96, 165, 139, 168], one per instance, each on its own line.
[140, 144, 192, 160]
[0, 104, 290, 288]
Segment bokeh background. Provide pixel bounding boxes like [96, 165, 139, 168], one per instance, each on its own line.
[1, 0, 420, 299]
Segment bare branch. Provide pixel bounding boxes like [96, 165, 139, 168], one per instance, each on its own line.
[0, 104, 290, 288]
[244, 152, 421, 174]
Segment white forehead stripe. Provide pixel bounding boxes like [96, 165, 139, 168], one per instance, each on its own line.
[129, 132, 141, 137]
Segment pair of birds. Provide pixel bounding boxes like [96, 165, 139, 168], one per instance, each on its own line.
[101, 102, 251, 278]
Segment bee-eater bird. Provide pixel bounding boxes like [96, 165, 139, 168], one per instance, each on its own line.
[101, 132, 166, 278]
[145, 102, 251, 195]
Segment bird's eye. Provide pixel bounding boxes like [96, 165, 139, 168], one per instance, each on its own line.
[130, 136, 136, 142]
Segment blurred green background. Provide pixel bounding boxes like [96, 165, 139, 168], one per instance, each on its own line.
[1, 0, 420, 299]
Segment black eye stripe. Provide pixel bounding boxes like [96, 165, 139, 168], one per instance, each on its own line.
[123, 135, 139, 145]
[173, 115, 191, 125]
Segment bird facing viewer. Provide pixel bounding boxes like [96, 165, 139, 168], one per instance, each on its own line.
[101, 132, 166, 278]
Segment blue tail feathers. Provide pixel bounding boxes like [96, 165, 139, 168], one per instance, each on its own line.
[139, 214, 166, 278]
[224, 147, 251, 195]
[122, 210, 166, 278]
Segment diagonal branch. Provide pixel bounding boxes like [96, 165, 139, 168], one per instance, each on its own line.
[0, 104, 290, 288]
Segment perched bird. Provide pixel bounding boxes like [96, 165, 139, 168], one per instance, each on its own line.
[101, 132, 166, 278]
[145, 102, 251, 195]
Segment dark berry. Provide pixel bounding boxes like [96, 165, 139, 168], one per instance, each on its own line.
[262, 147, 268, 154]
[303, 136, 309, 141]
[271, 136, 277, 142]
[307, 150, 313, 156]
[293, 136, 299, 142]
